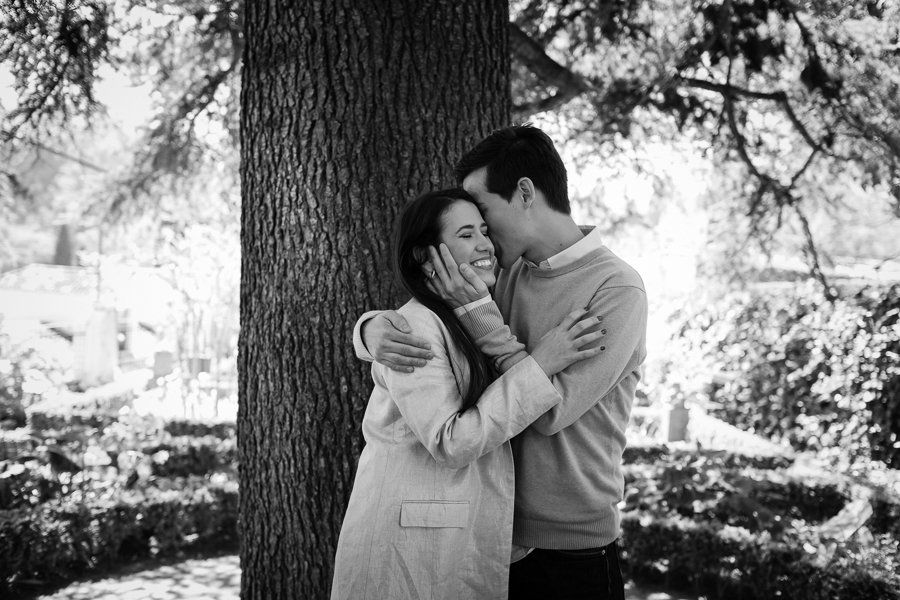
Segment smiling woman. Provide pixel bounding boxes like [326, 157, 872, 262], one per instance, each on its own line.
[435, 200, 497, 288]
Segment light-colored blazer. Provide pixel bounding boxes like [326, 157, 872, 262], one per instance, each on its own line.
[331, 299, 561, 600]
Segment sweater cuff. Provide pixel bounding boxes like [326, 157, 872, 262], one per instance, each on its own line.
[458, 300, 505, 340]
[453, 295, 493, 317]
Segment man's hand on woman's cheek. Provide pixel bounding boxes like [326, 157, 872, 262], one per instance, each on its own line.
[362, 311, 434, 373]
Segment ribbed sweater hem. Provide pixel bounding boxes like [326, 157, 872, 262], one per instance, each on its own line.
[512, 512, 620, 550]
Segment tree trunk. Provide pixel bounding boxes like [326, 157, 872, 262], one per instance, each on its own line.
[238, 1, 510, 598]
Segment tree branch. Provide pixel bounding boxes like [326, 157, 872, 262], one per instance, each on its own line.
[8, 136, 108, 172]
[677, 76, 826, 153]
[795, 202, 837, 302]
[508, 22, 595, 121]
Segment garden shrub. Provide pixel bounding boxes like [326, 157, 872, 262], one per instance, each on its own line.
[163, 419, 235, 439]
[0, 482, 238, 594]
[622, 447, 900, 538]
[26, 412, 236, 441]
[870, 490, 900, 538]
[27, 410, 119, 433]
[664, 282, 900, 467]
[623, 443, 794, 470]
[621, 512, 900, 600]
[142, 436, 237, 478]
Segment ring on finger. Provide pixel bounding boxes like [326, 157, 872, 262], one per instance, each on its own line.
[429, 270, 436, 279]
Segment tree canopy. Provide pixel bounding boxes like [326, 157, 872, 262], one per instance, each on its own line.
[2, 0, 899, 287]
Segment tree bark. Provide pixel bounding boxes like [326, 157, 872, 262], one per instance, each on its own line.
[238, 1, 509, 598]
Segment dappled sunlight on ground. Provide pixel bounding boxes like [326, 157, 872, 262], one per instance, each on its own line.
[625, 583, 701, 600]
[31, 554, 699, 600]
[37, 555, 240, 600]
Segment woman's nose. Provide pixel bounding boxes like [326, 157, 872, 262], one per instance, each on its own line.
[476, 235, 493, 251]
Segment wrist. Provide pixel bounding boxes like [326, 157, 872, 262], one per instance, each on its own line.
[531, 349, 552, 377]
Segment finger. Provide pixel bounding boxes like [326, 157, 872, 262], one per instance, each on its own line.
[428, 245, 453, 285]
[574, 346, 604, 360]
[571, 317, 605, 336]
[383, 310, 412, 334]
[382, 340, 433, 359]
[458, 260, 488, 293]
[381, 351, 431, 366]
[574, 331, 606, 347]
[381, 335, 434, 356]
[437, 243, 471, 289]
[558, 307, 589, 330]
[438, 244, 462, 278]
[380, 360, 414, 373]
[425, 276, 447, 299]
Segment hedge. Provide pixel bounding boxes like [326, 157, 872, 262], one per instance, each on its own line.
[26, 412, 236, 441]
[621, 445, 900, 542]
[623, 444, 794, 471]
[0, 483, 238, 595]
[142, 438, 237, 478]
[162, 419, 236, 439]
[27, 410, 119, 433]
[2, 456, 897, 598]
[621, 512, 900, 600]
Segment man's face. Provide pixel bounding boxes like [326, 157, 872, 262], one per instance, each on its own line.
[462, 167, 526, 270]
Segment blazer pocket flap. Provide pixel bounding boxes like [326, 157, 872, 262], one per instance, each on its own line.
[400, 501, 469, 528]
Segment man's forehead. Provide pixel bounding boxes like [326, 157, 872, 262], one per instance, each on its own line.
[462, 167, 488, 191]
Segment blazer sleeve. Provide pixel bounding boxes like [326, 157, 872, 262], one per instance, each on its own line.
[459, 285, 648, 435]
[351, 310, 384, 362]
[380, 308, 561, 469]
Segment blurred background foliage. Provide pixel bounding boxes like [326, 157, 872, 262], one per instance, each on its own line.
[654, 282, 900, 468]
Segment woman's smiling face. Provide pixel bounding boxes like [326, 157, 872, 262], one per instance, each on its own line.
[438, 200, 496, 287]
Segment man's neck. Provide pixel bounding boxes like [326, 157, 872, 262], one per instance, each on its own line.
[522, 214, 585, 265]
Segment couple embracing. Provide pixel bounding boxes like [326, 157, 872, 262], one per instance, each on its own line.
[331, 125, 648, 600]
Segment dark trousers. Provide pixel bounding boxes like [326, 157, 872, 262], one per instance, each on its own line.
[508, 540, 625, 600]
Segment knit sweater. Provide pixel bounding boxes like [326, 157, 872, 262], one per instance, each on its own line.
[459, 244, 647, 549]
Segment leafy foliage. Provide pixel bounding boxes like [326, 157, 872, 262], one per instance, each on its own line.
[621, 512, 900, 600]
[0, 479, 238, 594]
[0, 0, 117, 136]
[0, 320, 71, 429]
[3, 0, 898, 259]
[620, 443, 900, 599]
[512, 0, 900, 281]
[662, 282, 900, 467]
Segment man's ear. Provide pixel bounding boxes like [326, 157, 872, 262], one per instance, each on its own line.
[517, 177, 536, 208]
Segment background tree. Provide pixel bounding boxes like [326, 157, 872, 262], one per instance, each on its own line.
[237, 1, 508, 597]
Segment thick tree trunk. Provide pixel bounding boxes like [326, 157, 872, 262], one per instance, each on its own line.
[238, 1, 510, 598]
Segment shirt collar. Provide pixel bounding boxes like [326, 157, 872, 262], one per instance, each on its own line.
[523, 226, 603, 270]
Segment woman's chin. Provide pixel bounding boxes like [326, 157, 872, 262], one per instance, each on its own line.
[477, 274, 496, 288]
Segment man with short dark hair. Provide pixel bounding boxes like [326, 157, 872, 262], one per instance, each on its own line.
[355, 124, 647, 599]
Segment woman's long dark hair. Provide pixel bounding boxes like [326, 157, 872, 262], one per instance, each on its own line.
[393, 188, 495, 413]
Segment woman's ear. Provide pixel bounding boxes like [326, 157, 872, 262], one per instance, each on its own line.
[420, 260, 435, 278]
[412, 246, 428, 264]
